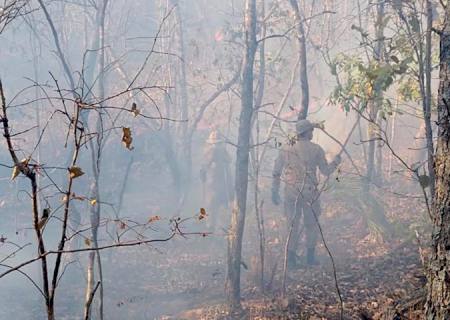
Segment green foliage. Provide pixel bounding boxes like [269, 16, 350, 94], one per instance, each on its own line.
[398, 76, 421, 103]
[329, 53, 412, 113]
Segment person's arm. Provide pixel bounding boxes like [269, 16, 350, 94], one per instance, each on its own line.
[317, 147, 341, 176]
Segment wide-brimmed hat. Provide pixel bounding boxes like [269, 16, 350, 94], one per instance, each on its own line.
[296, 119, 314, 135]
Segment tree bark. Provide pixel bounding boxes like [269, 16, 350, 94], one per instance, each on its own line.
[252, 0, 266, 292]
[365, 0, 385, 190]
[426, 4, 450, 317]
[83, 2, 108, 318]
[171, 0, 191, 195]
[424, 0, 436, 201]
[227, 0, 257, 312]
[288, 0, 309, 121]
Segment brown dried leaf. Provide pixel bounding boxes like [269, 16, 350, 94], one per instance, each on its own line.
[148, 215, 161, 223]
[68, 166, 84, 179]
[122, 127, 134, 150]
[199, 208, 207, 220]
[37, 217, 48, 230]
[131, 102, 140, 117]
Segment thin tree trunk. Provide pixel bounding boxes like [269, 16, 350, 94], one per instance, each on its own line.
[424, 0, 435, 201]
[393, 0, 436, 202]
[288, 0, 309, 120]
[388, 97, 398, 179]
[365, 100, 377, 191]
[171, 0, 191, 196]
[374, 0, 384, 184]
[365, 0, 385, 190]
[375, 111, 383, 182]
[227, 0, 257, 312]
[84, 251, 96, 320]
[253, 0, 266, 292]
[84, 2, 108, 318]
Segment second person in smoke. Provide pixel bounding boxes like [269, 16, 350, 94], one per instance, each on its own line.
[200, 130, 233, 232]
[272, 119, 341, 267]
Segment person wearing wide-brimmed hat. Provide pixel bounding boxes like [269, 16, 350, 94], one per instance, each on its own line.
[272, 119, 341, 267]
[200, 130, 233, 231]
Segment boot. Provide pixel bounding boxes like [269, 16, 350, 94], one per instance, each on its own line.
[307, 247, 318, 266]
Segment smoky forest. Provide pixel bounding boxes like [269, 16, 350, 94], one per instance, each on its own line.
[2, 0, 450, 319]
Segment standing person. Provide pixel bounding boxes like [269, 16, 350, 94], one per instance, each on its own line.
[272, 119, 341, 267]
[200, 130, 233, 232]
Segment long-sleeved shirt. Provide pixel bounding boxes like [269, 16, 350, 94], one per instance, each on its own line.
[272, 138, 338, 197]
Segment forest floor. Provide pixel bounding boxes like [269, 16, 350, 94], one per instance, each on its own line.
[0, 179, 428, 320]
[100, 183, 429, 320]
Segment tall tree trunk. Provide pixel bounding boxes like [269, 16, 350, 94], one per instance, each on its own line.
[426, 4, 450, 317]
[288, 0, 309, 120]
[373, 0, 385, 184]
[227, 0, 257, 312]
[253, 0, 266, 292]
[424, 0, 435, 200]
[84, 2, 108, 318]
[171, 0, 191, 196]
[365, 0, 385, 190]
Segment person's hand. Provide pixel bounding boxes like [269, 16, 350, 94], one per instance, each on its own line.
[272, 189, 281, 206]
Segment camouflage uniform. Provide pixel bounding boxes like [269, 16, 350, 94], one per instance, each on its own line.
[272, 120, 340, 265]
[201, 131, 233, 230]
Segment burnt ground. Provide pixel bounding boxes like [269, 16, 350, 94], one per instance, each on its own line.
[92, 184, 428, 320]
[0, 177, 429, 320]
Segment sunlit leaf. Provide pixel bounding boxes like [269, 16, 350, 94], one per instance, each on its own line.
[10, 159, 29, 181]
[11, 165, 20, 181]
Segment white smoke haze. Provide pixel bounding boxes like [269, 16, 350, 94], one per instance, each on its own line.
[0, 0, 436, 319]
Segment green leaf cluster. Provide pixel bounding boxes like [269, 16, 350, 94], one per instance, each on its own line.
[330, 53, 413, 114]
